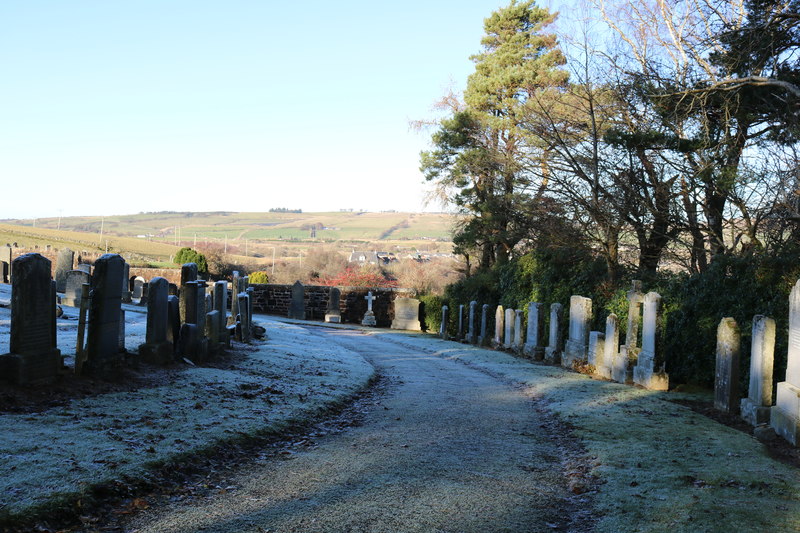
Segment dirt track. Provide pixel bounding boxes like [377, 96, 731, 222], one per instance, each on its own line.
[123, 327, 593, 532]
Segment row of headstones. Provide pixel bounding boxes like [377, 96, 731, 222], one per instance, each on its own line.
[287, 281, 389, 328]
[441, 281, 669, 391]
[0, 252, 255, 385]
[57, 248, 149, 307]
[714, 279, 800, 446]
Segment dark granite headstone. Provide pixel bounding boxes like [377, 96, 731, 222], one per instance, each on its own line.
[121, 263, 132, 303]
[167, 295, 180, 350]
[325, 287, 342, 323]
[288, 280, 305, 320]
[179, 263, 198, 323]
[62, 270, 91, 307]
[0, 253, 62, 384]
[214, 281, 228, 340]
[83, 254, 125, 376]
[54, 248, 74, 292]
[139, 277, 173, 364]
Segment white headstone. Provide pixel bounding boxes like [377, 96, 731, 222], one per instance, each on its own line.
[602, 314, 618, 381]
[714, 317, 740, 414]
[632, 292, 669, 390]
[494, 306, 504, 347]
[504, 308, 516, 349]
[741, 316, 775, 426]
[772, 281, 800, 443]
[544, 303, 563, 364]
[523, 302, 545, 360]
[562, 296, 591, 368]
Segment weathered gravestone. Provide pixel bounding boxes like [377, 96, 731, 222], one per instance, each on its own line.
[325, 287, 342, 323]
[76, 262, 91, 275]
[467, 301, 478, 344]
[0, 253, 62, 384]
[83, 254, 125, 376]
[493, 306, 504, 347]
[715, 317, 741, 414]
[288, 280, 305, 320]
[62, 270, 91, 307]
[229, 271, 240, 326]
[514, 310, 524, 351]
[563, 296, 592, 368]
[504, 308, 516, 349]
[544, 303, 563, 364]
[167, 295, 180, 350]
[181, 280, 209, 359]
[0, 245, 11, 284]
[632, 292, 669, 390]
[588, 331, 606, 375]
[602, 314, 619, 381]
[625, 281, 644, 355]
[206, 310, 220, 353]
[772, 280, 800, 444]
[238, 293, 250, 342]
[131, 277, 146, 305]
[741, 315, 775, 426]
[246, 287, 255, 340]
[478, 304, 490, 346]
[121, 263, 131, 303]
[391, 297, 422, 331]
[361, 291, 377, 326]
[54, 248, 74, 293]
[138, 277, 173, 364]
[440, 305, 449, 339]
[213, 281, 228, 341]
[523, 302, 545, 360]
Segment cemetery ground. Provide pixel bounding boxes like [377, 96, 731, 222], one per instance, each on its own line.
[1, 298, 800, 530]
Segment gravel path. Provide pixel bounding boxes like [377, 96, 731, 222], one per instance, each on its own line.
[125, 327, 590, 533]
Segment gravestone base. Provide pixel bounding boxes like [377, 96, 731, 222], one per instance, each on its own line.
[562, 340, 586, 369]
[325, 313, 341, 323]
[523, 344, 544, 361]
[0, 349, 62, 385]
[772, 382, 800, 445]
[138, 341, 174, 365]
[361, 311, 376, 327]
[632, 351, 669, 390]
[741, 398, 771, 426]
[544, 347, 561, 365]
[611, 347, 636, 384]
[81, 352, 126, 378]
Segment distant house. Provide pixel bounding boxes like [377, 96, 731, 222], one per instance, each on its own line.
[349, 250, 380, 265]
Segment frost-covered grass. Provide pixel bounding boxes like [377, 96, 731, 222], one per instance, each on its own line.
[0, 319, 374, 522]
[384, 332, 800, 533]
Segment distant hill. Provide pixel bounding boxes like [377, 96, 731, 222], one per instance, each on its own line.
[0, 211, 459, 263]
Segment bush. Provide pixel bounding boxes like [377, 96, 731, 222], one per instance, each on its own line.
[174, 247, 208, 274]
[248, 271, 269, 284]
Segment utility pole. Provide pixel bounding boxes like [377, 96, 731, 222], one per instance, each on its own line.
[99, 216, 104, 243]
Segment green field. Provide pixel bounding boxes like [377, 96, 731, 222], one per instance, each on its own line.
[0, 211, 458, 264]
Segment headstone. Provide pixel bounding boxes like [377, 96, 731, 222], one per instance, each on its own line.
[562, 296, 592, 368]
[504, 308, 515, 349]
[288, 280, 305, 320]
[238, 293, 250, 342]
[214, 281, 228, 339]
[138, 277, 173, 364]
[514, 309, 524, 351]
[361, 291, 377, 326]
[0, 254, 62, 384]
[772, 280, 800, 444]
[544, 303, 563, 364]
[588, 331, 606, 374]
[440, 305, 449, 339]
[183, 281, 200, 325]
[229, 271, 240, 326]
[478, 304, 490, 346]
[54, 248, 74, 292]
[632, 292, 669, 390]
[467, 301, 478, 343]
[493, 306, 504, 347]
[714, 317, 741, 414]
[741, 316, 776, 426]
[613, 345, 630, 384]
[62, 270, 91, 307]
[83, 254, 125, 376]
[178, 323, 199, 362]
[246, 286, 255, 340]
[625, 280, 645, 357]
[206, 310, 220, 353]
[457, 305, 465, 340]
[325, 287, 342, 323]
[0, 245, 11, 284]
[523, 302, 545, 360]
[118, 309, 126, 352]
[76, 263, 91, 275]
[391, 297, 422, 330]
[121, 263, 132, 303]
[167, 295, 180, 350]
[131, 277, 145, 305]
[602, 314, 619, 381]
[168, 283, 178, 296]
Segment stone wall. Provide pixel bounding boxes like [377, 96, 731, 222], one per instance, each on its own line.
[248, 284, 415, 327]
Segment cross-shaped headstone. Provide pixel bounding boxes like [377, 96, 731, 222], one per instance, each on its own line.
[365, 291, 375, 312]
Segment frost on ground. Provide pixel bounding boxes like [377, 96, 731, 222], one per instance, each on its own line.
[0, 317, 374, 521]
[386, 332, 800, 533]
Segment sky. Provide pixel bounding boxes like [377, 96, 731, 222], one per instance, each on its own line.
[0, 0, 530, 219]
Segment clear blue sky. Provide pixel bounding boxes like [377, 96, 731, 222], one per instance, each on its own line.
[0, 1, 526, 219]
